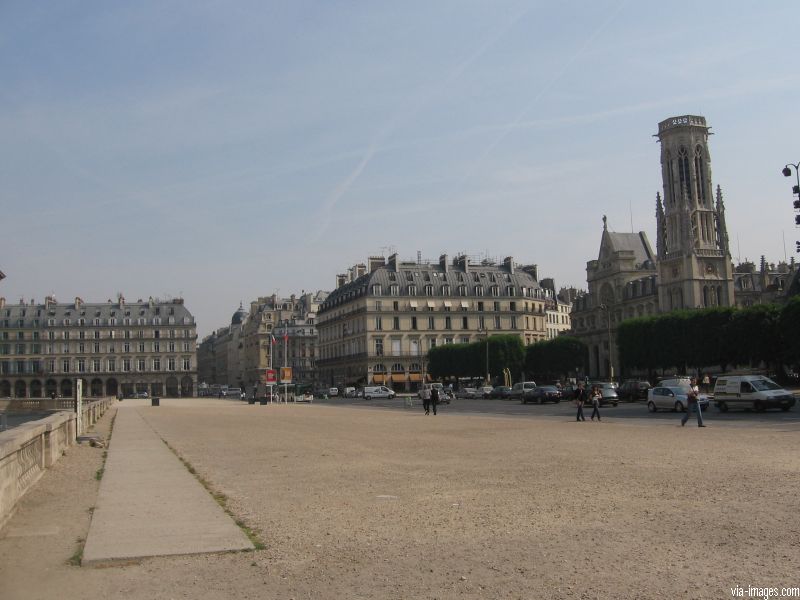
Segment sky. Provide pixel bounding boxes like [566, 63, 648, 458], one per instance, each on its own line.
[2, 1, 799, 338]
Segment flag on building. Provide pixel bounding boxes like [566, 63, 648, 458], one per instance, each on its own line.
[270, 334, 277, 345]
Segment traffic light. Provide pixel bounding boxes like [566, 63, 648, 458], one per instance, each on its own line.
[796, 215, 800, 225]
[794, 185, 800, 195]
[796, 240, 800, 253]
[795, 200, 800, 210]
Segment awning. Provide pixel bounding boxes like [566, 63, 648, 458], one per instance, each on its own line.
[409, 373, 422, 382]
[443, 301, 452, 307]
[409, 301, 418, 308]
[426, 301, 435, 308]
[391, 373, 406, 383]
[460, 301, 470, 308]
[373, 374, 386, 384]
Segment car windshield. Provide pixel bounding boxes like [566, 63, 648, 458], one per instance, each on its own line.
[751, 378, 781, 391]
[540, 386, 558, 392]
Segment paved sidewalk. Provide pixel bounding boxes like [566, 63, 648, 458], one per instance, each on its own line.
[82, 402, 253, 565]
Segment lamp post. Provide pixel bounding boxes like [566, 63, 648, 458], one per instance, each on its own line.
[783, 163, 800, 246]
[599, 303, 614, 382]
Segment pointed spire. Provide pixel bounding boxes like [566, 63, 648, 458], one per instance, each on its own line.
[602, 215, 608, 231]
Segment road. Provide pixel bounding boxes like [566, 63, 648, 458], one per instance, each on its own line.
[315, 395, 800, 428]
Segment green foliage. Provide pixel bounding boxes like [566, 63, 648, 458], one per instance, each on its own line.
[779, 296, 800, 365]
[428, 334, 524, 382]
[617, 303, 792, 373]
[524, 336, 587, 380]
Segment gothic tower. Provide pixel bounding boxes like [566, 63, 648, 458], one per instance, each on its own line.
[655, 115, 734, 310]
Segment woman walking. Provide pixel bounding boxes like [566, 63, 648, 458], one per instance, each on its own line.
[590, 385, 602, 421]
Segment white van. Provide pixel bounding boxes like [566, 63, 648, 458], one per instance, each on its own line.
[363, 386, 396, 400]
[713, 375, 795, 412]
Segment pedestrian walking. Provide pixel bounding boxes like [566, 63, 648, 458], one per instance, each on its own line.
[681, 377, 706, 427]
[590, 385, 602, 421]
[430, 386, 439, 416]
[421, 385, 431, 415]
[575, 382, 587, 422]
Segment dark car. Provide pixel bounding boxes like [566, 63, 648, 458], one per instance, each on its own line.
[522, 385, 562, 404]
[618, 380, 651, 402]
[489, 386, 513, 399]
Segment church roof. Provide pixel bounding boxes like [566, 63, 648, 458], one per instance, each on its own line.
[603, 231, 655, 268]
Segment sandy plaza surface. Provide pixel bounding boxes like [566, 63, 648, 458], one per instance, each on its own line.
[1, 398, 799, 599]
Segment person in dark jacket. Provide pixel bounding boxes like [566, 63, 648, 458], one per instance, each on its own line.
[590, 385, 602, 421]
[575, 382, 586, 421]
[430, 386, 439, 415]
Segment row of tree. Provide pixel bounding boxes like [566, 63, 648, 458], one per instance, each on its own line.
[427, 334, 588, 384]
[426, 297, 800, 383]
[617, 297, 800, 375]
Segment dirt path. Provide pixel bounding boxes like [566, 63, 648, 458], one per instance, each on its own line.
[1, 401, 798, 599]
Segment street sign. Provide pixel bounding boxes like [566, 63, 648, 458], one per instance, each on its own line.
[264, 369, 277, 384]
[280, 367, 292, 383]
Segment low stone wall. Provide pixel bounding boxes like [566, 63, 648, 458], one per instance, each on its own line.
[0, 397, 115, 531]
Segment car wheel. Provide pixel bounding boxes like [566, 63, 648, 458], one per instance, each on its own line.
[647, 401, 657, 413]
[675, 401, 685, 412]
[781, 405, 790, 412]
[718, 401, 728, 412]
[365, 395, 372, 400]
[538, 397, 543, 405]
[754, 400, 765, 412]
[613, 402, 618, 407]
[554, 398, 560, 404]
[521, 398, 526, 404]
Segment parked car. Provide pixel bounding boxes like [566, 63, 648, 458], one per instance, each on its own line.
[363, 386, 396, 400]
[456, 387, 478, 399]
[134, 391, 149, 399]
[618, 380, 651, 402]
[522, 385, 562, 404]
[647, 385, 710, 412]
[713, 375, 795, 412]
[589, 382, 619, 407]
[328, 387, 339, 397]
[510, 381, 537, 401]
[223, 387, 242, 399]
[489, 386, 513, 399]
[477, 386, 494, 398]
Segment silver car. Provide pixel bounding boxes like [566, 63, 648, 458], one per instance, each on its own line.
[647, 385, 709, 412]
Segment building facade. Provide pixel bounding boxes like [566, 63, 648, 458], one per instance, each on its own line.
[197, 291, 327, 391]
[317, 253, 551, 391]
[572, 115, 792, 379]
[0, 295, 197, 398]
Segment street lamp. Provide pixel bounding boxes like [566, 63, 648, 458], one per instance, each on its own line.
[784, 162, 800, 236]
[599, 303, 614, 382]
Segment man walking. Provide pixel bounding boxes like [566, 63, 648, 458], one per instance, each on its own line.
[681, 377, 706, 427]
[575, 382, 587, 422]
[422, 385, 431, 415]
[430, 385, 439, 416]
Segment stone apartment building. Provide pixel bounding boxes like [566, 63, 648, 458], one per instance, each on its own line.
[197, 291, 327, 390]
[316, 253, 551, 391]
[0, 295, 197, 398]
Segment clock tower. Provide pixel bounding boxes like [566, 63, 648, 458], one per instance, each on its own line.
[654, 115, 734, 310]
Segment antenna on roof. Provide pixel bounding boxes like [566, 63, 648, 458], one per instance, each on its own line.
[630, 200, 634, 233]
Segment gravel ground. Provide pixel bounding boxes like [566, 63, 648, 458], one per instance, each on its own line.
[1, 401, 799, 599]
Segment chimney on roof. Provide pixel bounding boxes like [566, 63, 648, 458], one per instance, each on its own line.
[503, 257, 514, 274]
[0, 297, 5, 309]
[368, 256, 386, 272]
[387, 253, 398, 271]
[439, 254, 449, 273]
[75, 297, 83, 309]
[455, 254, 470, 272]
[337, 274, 347, 288]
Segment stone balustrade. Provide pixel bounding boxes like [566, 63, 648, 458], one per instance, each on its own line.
[0, 397, 115, 530]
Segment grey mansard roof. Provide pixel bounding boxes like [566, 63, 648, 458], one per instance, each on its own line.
[0, 297, 195, 327]
[321, 258, 546, 312]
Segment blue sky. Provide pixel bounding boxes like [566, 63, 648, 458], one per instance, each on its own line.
[2, 1, 799, 337]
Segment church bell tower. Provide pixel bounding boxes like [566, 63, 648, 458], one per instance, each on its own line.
[655, 115, 734, 310]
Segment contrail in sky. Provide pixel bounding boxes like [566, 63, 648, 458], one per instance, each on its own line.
[312, 2, 532, 240]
